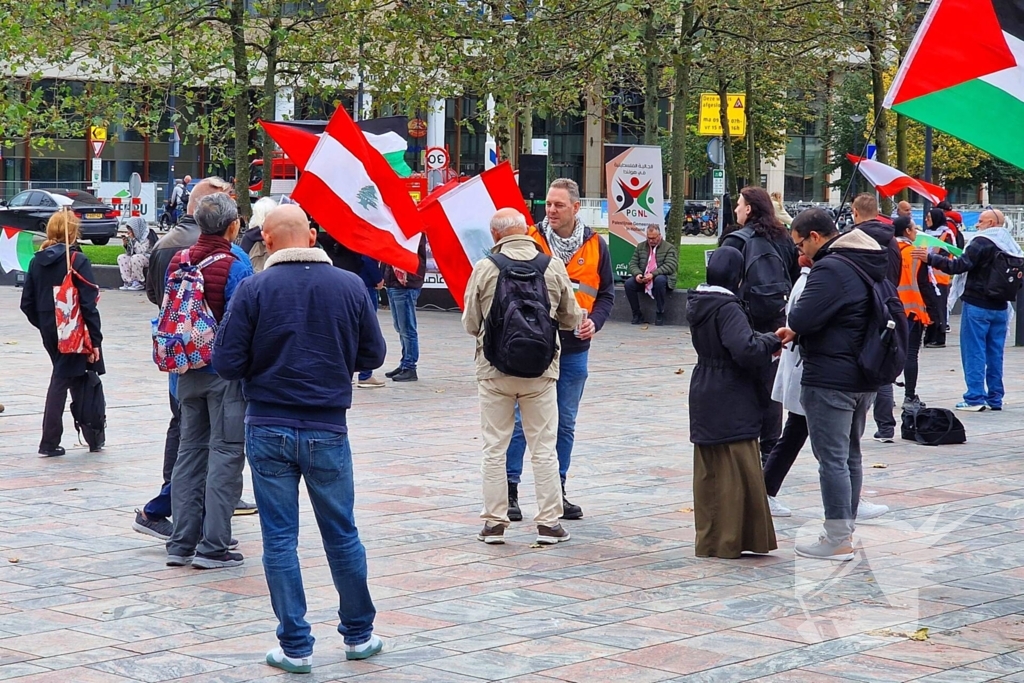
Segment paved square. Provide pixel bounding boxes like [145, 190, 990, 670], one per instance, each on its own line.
[2, 286, 1024, 682]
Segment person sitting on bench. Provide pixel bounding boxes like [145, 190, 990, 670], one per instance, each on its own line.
[624, 225, 677, 326]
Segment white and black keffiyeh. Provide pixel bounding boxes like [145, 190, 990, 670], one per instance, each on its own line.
[542, 216, 586, 264]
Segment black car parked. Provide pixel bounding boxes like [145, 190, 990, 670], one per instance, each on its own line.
[0, 189, 119, 244]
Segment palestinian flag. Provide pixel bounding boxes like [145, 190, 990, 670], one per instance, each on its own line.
[0, 227, 39, 273]
[270, 117, 413, 177]
[884, 0, 1024, 169]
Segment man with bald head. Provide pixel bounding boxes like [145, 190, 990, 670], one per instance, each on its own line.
[463, 207, 581, 546]
[897, 201, 912, 218]
[133, 178, 255, 543]
[920, 207, 1024, 410]
[214, 204, 387, 673]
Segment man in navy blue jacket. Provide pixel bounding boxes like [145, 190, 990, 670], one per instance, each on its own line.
[213, 204, 387, 674]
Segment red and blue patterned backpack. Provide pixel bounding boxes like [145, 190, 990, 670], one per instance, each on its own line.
[152, 249, 229, 373]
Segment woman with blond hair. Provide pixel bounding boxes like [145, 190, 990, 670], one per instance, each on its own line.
[19, 209, 104, 457]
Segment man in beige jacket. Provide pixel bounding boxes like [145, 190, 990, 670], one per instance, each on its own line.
[462, 208, 582, 546]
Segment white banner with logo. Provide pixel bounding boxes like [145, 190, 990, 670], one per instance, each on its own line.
[97, 182, 158, 223]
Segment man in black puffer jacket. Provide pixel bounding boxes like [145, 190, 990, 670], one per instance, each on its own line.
[850, 193, 902, 441]
[781, 208, 889, 562]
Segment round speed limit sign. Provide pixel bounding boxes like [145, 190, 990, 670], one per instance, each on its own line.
[425, 146, 449, 171]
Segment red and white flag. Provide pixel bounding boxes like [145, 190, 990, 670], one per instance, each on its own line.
[260, 110, 423, 272]
[846, 154, 947, 205]
[417, 162, 532, 309]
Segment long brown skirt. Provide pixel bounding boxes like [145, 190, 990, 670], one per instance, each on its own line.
[693, 439, 777, 559]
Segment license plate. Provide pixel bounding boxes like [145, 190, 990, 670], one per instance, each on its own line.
[85, 213, 103, 219]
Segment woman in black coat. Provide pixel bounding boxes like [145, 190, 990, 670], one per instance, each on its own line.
[686, 246, 781, 558]
[20, 211, 104, 457]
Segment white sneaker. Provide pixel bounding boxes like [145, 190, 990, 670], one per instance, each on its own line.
[345, 634, 384, 660]
[119, 284, 133, 291]
[128, 282, 145, 291]
[265, 647, 311, 674]
[767, 496, 792, 517]
[858, 501, 890, 520]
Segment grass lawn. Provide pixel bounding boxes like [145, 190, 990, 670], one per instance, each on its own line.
[80, 242, 712, 287]
[677, 244, 710, 290]
[80, 245, 124, 266]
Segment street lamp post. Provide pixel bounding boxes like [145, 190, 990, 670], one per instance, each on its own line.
[849, 114, 865, 197]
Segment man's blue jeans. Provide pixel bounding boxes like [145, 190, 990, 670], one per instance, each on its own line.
[961, 302, 1009, 408]
[386, 287, 420, 370]
[506, 349, 589, 485]
[358, 286, 379, 382]
[246, 425, 376, 658]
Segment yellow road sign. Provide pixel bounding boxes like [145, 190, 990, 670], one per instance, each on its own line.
[89, 125, 107, 142]
[698, 94, 746, 137]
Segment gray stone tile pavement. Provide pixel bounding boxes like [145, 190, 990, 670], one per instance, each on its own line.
[2, 287, 1024, 681]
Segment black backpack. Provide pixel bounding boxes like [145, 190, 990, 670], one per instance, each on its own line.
[70, 370, 106, 451]
[483, 252, 558, 378]
[832, 255, 909, 387]
[984, 249, 1024, 301]
[179, 185, 191, 211]
[901, 407, 967, 446]
[731, 227, 792, 325]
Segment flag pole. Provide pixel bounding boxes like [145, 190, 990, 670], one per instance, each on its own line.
[836, 113, 884, 220]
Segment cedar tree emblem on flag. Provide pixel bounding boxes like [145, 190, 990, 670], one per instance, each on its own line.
[259, 109, 424, 272]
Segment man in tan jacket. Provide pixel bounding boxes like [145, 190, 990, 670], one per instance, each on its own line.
[463, 208, 582, 546]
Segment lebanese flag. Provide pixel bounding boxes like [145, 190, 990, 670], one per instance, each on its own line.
[846, 154, 947, 204]
[884, 0, 1024, 169]
[417, 162, 531, 309]
[260, 110, 423, 272]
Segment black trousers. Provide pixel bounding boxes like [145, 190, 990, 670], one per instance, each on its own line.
[762, 412, 808, 497]
[924, 284, 949, 346]
[904, 319, 924, 400]
[40, 372, 86, 450]
[759, 361, 783, 465]
[624, 275, 669, 315]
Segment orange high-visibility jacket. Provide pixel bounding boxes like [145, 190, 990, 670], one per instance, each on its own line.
[897, 240, 931, 325]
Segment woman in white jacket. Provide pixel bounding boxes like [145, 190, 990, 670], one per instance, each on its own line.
[763, 255, 890, 521]
[762, 258, 810, 517]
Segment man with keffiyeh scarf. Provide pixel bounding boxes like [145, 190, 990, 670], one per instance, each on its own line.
[503, 178, 615, 523]
[918, 209, 1023, 411]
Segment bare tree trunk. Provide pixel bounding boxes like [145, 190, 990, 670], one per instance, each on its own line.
[259, 3, 282, 199]
[230, 0, 251, 219]
[520, 98, 533, 156]
[745, 67, 757, 186]
[718, 75, 737, 196]
[642, 2, 660, 146]
[666, 4, 694, 248]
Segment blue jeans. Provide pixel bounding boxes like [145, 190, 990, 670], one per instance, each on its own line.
[387, 287, 420, 370]
[246, 425, 376, 658]
[358, 287, 379, 382]
[802, 386, 874, 544]
[961, 302, 1008, 408]
[506, 349, 589, 484]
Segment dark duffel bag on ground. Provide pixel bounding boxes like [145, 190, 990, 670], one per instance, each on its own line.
[70, 370, 106, 452]
[901, 407, 966, 446]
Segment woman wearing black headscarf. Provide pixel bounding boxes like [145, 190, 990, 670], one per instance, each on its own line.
[686, 247, 781, 558]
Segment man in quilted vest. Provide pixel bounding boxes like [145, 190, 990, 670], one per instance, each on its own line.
[164, 192, 254, 569]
